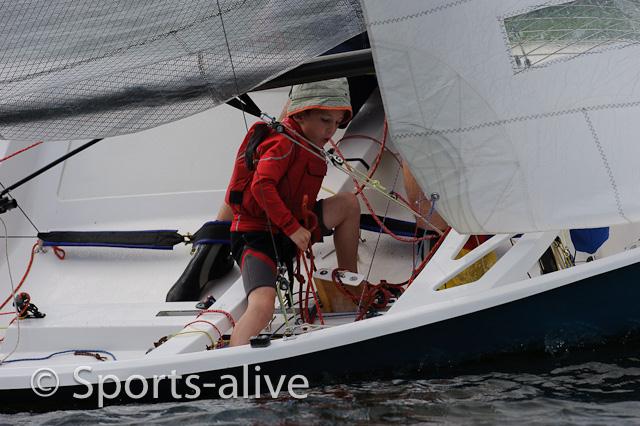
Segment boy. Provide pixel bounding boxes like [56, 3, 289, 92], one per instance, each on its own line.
[226, 78, 361, 346]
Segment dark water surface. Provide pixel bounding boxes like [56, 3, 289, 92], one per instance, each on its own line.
[3, 351, 640, 425]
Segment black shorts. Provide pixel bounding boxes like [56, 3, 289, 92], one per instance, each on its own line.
[231, 200, 333, 295]
[230, 231, 296, 295]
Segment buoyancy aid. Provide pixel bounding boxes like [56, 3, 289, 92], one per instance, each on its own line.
[225, 118, 327, 237]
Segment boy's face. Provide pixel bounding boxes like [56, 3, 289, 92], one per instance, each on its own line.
[295, 109, 345, 146]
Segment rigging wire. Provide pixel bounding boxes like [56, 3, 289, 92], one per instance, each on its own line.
[215, 0, 294, 326]
[215, 0, 249, 133]
[0, 217, 20, 364]
[0, 138, 103, 198]
[0, 181, 39, 234]
[270, 117, 443, 237]
[0, 141, 43, 164]
[0, 243, 39, 311]
[363, 153, 403, 285]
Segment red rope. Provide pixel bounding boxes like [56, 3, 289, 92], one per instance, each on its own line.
[327, 229, 450, 321]
[329, 122, 386, 195]
[331, 269, 361, 305]
[279, 119, 440, 320]
[197, 309, 236, 327]
[334, 121, 395, 196]
[183, 319, 224, 347]
[53, 246, 66, 260]
[0, 243, 38, 310]
[7, 296, 30, 326]
[329, 122, 437, 244]
[0, 141, 43, 163]
[339, 132, 402, 166]
[406, 228, 450, 288]
[300, 250, 324, 325]
[298, 196, 324, 325]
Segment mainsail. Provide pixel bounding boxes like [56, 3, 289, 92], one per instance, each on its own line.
[363, 0, 640, 233]
[0, 0, 364, 141]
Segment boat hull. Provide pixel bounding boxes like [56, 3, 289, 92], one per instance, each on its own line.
[3, 259, 640, 411]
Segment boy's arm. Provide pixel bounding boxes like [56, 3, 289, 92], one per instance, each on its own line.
[251, 138, 302, 236]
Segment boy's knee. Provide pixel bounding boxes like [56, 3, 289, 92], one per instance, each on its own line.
[343, 192, 360, 217]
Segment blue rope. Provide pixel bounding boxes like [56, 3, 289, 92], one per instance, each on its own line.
[1, 349, 117, 364]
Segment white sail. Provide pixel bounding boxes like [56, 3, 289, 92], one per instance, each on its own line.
[362, 0, 640, 233]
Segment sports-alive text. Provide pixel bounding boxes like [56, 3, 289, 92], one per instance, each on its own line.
[30, 365, 309, 407]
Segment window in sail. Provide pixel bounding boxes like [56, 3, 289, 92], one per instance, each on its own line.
[503, 0, 640, 71]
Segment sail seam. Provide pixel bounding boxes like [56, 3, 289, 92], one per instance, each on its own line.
[394, 100, 640, 138]
[582, 109, 628, 222]
[367, 0, 474, 26]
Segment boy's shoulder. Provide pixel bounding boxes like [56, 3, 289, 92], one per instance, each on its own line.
[257, 130, 294, 153]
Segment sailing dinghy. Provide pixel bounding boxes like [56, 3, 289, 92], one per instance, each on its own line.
[2, 0, 640, 410]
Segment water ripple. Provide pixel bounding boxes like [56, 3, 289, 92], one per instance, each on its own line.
[4, 356, 640, 425]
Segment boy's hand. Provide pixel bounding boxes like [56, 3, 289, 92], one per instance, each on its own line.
[290, 226, 311, 251]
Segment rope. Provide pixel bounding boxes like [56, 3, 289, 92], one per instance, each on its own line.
[184, 318, 223, 345]
[337, 121, 391, 195]
[0, 182, 39, 233]
[172, 330, 216, 348]
[53, 246, 66, 260]
[0, 217, 20, 356]
[298, 196, 324, 325]
[198, 309, 236, 327]
[0, 349, 117, 364]
[324, 120, 443, 240]
[0, 243, 39, 310]
[0, 141, 43, 164]
[264, 116, 440, 232]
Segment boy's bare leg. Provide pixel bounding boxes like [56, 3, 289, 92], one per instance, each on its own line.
[321, 192, 360, 273]
[229, 287, 276, 347]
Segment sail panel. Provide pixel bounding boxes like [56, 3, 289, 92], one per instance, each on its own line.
[0, 0, 364, 141]
[363, 0, 640, 233]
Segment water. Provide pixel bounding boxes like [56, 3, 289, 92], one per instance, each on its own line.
[3, 353, 640, 425]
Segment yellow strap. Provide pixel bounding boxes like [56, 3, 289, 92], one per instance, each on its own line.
[171, 330, 216, 348]
[321, 186, 336, 195]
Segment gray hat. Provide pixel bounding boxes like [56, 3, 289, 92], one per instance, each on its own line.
[286, 78, 352, 125]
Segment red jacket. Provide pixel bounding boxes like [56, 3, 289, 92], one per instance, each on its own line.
[226, 118, 327, 237]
